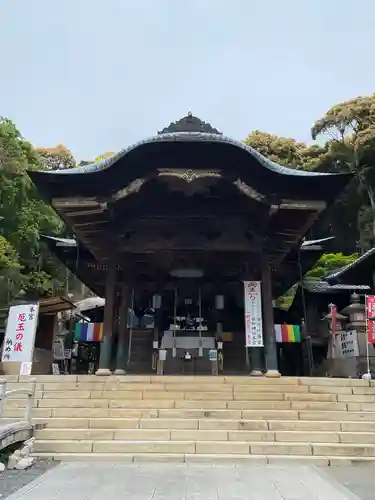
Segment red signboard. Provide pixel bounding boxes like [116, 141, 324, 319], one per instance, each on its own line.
[330, 304, 337, 336]
[367, 296, 375, 344]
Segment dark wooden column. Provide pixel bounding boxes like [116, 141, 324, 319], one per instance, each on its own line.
[96, 258, 118, 376]
[113, 285, 129, 375]
[250, 346, 264, 376]
[261, 256, 281, 377]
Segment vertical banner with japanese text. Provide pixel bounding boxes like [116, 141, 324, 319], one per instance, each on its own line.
[243, 281, 264, 347]
[366, 295, 375, 344]
[330, 304, 337, 336]
[1, 303, 39, 363]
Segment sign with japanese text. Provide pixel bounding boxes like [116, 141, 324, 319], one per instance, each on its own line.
[1, 303, 39, 363]
[243, 281, 264, 347]
[338, 330, 359, 358]
[367, 296, 375, 344]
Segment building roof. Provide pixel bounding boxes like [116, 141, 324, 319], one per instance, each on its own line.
[327, 247, 375, 288]
[301, 280, 370, 294]
[28, 115, 351, 201]
[288, 280, 370, 320]
[31, 115, 352, 294]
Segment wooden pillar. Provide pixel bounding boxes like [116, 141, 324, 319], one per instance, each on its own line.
[261, 256, 281, 377]
[113, 285, 129, 375]
[250, 347, 263, 376]
[96, 259, 118, 376]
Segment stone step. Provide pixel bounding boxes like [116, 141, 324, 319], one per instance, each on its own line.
[1, 398, 355, 411]
[5, 406, 375, 421]
[33, 451, 375, 465]
[5, 374, 373, 387]
[6, 380, 375, 398]
[34, 427, 375, 444]
[5, 417, 375, 433]
[30, 452, 331, 465]
[33, 439, 375, 456]
[9, 388, 375, 404]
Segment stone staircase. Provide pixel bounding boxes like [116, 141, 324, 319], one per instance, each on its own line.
[2, 375, 375, 465]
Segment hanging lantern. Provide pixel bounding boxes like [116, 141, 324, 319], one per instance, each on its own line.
[152, 294, 162, 310]
[215, 295, 224, 310]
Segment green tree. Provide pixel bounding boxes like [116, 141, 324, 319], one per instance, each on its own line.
[304, 253, 358, 280]
[312, 94, 375, 250]
[0, 118, 65, 303]
[244, 130, 326, 170]
[37, 144, 75, 170]
[79, 151, 114, 166]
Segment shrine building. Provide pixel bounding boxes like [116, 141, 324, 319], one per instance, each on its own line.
[29, 114, 352, 377]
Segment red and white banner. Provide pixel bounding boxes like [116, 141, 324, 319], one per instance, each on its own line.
[366, 295, 375, 344]
[330, 304, 337, 335]
[243, 281, 263, 347]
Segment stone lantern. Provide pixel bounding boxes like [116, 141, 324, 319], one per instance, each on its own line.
[342, 293, 367, 375]
[341, 293, 366, 331]
[322, 305, 351, 377]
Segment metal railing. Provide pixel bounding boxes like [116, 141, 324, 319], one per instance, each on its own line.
[0, 379, 36, 424]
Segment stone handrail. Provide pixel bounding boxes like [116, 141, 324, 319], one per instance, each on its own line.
[0, 379, 36, 424]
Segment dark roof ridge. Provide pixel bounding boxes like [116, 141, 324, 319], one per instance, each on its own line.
[28, 132, 350, 179]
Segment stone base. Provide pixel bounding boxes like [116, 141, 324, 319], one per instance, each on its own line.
[250, 369, 263, 377]
[264, 369, 281, 378]
[95, 368, 112, 376]
[113, 369, 126, 375]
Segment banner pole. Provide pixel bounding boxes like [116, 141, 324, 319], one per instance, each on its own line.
[364, 294, 371, 381]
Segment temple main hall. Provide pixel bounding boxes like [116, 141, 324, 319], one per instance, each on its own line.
[29, 114, 352, 377]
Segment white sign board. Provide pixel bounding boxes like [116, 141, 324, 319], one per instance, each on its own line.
[1, 303, 39, 363]
[243, 281, 264, 347]
[20, 362, 32, 376]
[52, 363, 60, 375]
[338, 330, 359, 358]
[209, 349, 218, 361]
[158, 349, 167, 361]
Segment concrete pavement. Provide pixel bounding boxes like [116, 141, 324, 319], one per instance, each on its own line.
[2, 462, 369, 500]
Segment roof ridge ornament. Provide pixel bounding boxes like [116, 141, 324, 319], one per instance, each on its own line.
[158, 113, 222, 135]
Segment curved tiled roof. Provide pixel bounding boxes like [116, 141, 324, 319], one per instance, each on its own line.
[327, 247, 375, 283]
[38, 132, 340, 178]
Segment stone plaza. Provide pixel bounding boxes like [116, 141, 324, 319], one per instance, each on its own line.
[2, 462, 374, 500]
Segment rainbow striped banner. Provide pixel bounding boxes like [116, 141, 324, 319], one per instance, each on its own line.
[274, 324, 301, 343]
[74, 323, 103, 342]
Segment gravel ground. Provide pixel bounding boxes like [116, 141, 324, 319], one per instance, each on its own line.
[0, 460, 57, 499]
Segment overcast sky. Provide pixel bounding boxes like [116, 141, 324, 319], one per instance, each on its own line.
[1, 0, 374, 161]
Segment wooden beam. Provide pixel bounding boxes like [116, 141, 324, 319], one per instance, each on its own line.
[279, 200, 327, 211]
[52, 198, 100, 208]
[63, 208, 105, 217]
[74, 220, 108, 228]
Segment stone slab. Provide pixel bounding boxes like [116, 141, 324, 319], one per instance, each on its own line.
[3, 462, 366, 500]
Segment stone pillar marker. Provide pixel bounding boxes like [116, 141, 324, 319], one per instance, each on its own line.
[261, 256, 280, 377]
[113, 285, 129, 375]
[96, 259, 118, 376]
